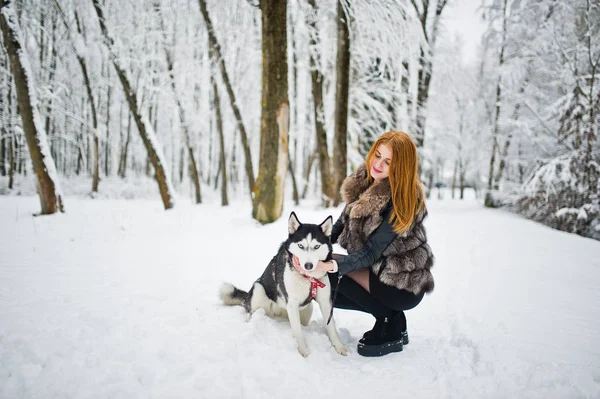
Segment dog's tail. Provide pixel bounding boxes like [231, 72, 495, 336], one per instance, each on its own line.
[219, 282, 248, 307]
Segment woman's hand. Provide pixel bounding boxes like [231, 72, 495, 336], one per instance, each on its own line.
[292, 255, 338, 273]
[316, 260, 338, 273]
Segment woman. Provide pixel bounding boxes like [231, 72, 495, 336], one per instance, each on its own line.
[317, 131, 434, 357]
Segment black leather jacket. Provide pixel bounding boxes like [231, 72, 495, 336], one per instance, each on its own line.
[331, 202, 396, 276]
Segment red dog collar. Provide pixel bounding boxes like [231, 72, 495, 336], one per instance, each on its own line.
[292, 255, 326, 299]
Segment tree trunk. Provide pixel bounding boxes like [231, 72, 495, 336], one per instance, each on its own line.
[43, 14, 57, 139]
[493, 134, 509, 191]
[187, 145, 202, 202]
[1, 0, 64, 213]
[1, 69, 9, 179]
[119, 112, 131, 178]
[451, 157, 457, 199]
[70, 9, 100, 192]
[198, 0, 255, 198]
[105, 76, 111, 177]
[155, 3, 202, 203]
[289, 7, 298, 139]
[229, 128, 238, 192]
[301, 152, 316, 199]
[76, 132, 84, 176]
[8, 136, 13, 189]
[16, 138, 22, 174]
[0, 137, 4, 177]
[288, 156, 299, 205]
[92, 0, 174, 209]
[459, 158, 465, 200]
[426, 170, 434, 199]
[493, 75, 529, 191]
[252, 0, 289, 223]
[207, 108, 213, 185]
[415, 53, 431, 148]
[307, 0, 333, 207]
[178, 146, 184, 184]
[212, 77, 228, 206]
[484, 0, 508, 208]
[288, 6, 300, 208]
[0, 62, 5, 177]
[333, 0, 350, 206]
[518, 142, 524, 184]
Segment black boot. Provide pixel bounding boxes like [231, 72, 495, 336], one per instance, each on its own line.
[357, 316, 403, 357]
[359, 315, 409, 345]
[402, 330, 409, 345]
[394, 311, 409, 345]
[358, 317, 386, 344]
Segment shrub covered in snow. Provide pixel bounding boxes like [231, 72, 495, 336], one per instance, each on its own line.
[516, 152, 600, 240]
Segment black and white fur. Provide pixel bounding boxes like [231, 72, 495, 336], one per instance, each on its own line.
[219, 212, 348, 357]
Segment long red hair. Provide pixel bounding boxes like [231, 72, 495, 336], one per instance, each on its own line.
[365, 131, 425, 234]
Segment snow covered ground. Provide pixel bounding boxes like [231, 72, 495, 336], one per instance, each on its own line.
[1, 194, 600, 398]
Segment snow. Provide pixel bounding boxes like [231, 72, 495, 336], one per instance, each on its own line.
[556, 207, 580, 218]
[523, 154, 575, 197]
[1, 195, 600, 398]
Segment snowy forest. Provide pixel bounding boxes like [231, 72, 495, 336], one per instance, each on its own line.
[2, 1, 600, 396]
[0, 0, 598, 239]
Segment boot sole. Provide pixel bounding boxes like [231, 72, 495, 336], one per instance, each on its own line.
[360, 332, 409, 346]
[357, 339, 403, 357]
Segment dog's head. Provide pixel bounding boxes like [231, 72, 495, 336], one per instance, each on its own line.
[286, 212, 333, 272]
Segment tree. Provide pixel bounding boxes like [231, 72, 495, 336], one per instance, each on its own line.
[0, 0, 64, 214]
[333, 0, 350, 206]
[410, 0, 449, 149]
[306, 0, 334, 207]
[483, 0, 559, 206]
[252, 0, 289, 223]
[483, 0, 508, 208]
[210, 46, 228, 206]
[91, 0, 175, 210]
[198, 0, 255, 200]
[155, 1, 202, 203]
[53, 3, 101, 193]
[474, 0, 600, 239]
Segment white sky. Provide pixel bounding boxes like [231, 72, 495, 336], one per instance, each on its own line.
[442, 0, 487, 64]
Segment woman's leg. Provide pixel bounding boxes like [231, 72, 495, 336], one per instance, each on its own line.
[365, 271, 424, 346]
[368, 271, 424, 313]
[329, 255, 423, 315]
[328, 272, 393, 319]
[347, 269, 370, 292]
[332, 253, 371, 292]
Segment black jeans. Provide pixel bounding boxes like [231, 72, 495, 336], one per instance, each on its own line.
[328, 270, 424, 329]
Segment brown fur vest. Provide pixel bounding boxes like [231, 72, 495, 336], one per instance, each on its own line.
[337, 164, 435, 295]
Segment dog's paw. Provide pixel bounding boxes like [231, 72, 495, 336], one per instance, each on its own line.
[297, 345, 310, 357]
[334, 344, 349, 356]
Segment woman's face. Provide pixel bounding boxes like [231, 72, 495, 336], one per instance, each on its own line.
[370, 144, 392, 181]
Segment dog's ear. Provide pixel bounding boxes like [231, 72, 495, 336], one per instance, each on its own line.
[288, 212, 301, 235]
[319, 215, 333, 237]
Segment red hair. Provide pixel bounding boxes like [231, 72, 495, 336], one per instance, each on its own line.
[365, 131, 425, 234]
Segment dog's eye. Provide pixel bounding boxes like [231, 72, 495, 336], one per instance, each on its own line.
[298, 244, 304, 249]
[314, 245, 321, 249]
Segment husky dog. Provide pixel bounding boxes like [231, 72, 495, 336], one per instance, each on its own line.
[219, 212, 348, 357]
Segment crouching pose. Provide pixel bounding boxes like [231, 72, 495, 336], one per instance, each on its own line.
[316, 131, 435, 357]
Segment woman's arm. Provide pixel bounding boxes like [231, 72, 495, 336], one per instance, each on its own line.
[320, 206, 396, 275]
[330, 212, 345, 244]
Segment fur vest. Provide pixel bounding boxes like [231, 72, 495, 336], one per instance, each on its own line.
[337, 164, 435, 295]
